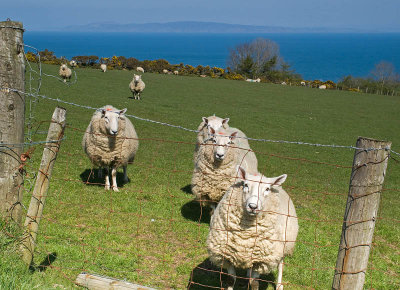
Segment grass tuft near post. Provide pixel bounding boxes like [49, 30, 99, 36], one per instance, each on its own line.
[20, 107, 67, 267]
[332, 137, 391, 290]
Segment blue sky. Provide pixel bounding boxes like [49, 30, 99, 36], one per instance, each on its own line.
[2, 0, 400, 31]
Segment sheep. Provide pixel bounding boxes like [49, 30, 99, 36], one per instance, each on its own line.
[173, 70, 179, 75]
[191, 126, 258, 212]
[136, 66, 145, 73]
[281, 81, 287, 85]
[200, 74, 207, 78]
[69, 60, 77, 68]
[300, 81, 306, 86]
[246, 78, 261, 83]
[129, 74, 145, 100]
[207, 166, 298, 290]
[100, 64, 107, 72]
[59, 64, 72, 83]
[162, 69, 168, 74]
[82, 105, 139, 192]
[319, 84, 327, 89]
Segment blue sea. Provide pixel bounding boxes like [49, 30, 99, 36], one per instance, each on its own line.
[24, 32, 400, 82]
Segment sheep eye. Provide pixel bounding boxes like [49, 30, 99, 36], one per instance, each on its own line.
[212, 139, 217, 144]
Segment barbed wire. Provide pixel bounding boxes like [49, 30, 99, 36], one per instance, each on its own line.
[1, 86, 398, 157]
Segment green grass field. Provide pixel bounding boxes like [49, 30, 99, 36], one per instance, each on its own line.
[1, 64, 399, 289]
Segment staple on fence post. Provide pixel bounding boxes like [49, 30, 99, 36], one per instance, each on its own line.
[20, 107, 67, 267]
[332, 137, 391, 290]
[0, 20, 25, 224]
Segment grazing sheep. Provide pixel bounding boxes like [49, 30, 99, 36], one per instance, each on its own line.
[69, 60, 77, 68]
[136, 66, 145, 73]
[246, 78, 261, 83]
[129, 74, 146, 100]
[319, 84, 327, 89]
[207, 166, 298, 290]
[100, 64, 107, 72]
[173, 70, 179, 75]
[191, 126, 258, 211]
[59, 64, 72, 83]
[82, 105, 139, 191]
[162, 69, 168, 74]
[200, 74, 207, 78]
[281, 82, 287, 85]
[300, 81, 306, 86]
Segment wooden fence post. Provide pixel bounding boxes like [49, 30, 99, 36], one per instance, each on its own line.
[0, 20, 25, 223]
[332, 137, 391, 290]
[20, 107, 67, 266]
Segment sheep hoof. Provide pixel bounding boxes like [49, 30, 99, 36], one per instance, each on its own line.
[112, 187, 119, 192]
[105, 185, 110, 190]
[276, 283, 283, 290]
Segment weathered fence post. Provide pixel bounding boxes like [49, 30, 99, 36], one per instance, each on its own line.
[20, 107, 67, 266]
[0, 20, 25, 223]
[332, 137, 391, 290]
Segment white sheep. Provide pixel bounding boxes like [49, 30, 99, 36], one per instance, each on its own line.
[82, 105, 139, 191]
[191, 126, 258, 211]
[100, 64, 107, 72]
[69, 60, 77, 68]
[281, 81, 287, 85]
[173, 70, 179, 75]
[246, 78, 261, 83]
[129, 74, 146, 100]
[207, 166, 298, 290]
[300, 81, 306, 86]
[59, 64, 72, 83]
[319, 84, 327, 89]
[136, 66, 145, 73]
[162, 69, 168, 74]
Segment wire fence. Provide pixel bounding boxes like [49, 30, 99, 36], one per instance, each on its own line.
[0, 42, 399, 289]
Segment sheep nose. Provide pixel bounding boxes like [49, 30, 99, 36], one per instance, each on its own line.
[216, 153, 224, 159]
[248, 203, 258, 210]
[111, 130, 118, 135]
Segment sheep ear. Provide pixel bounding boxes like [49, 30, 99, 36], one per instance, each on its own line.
[222, 118, 230, 126]
[101, 109, 106, 116]
[237, 166, 246, 181]
[271, 174, 287, 186]
[230, 131, 238, 139]
[202, 117, 208, 124]
[119, 108, 127, 115]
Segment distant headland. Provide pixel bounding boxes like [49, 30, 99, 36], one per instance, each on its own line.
[60, 21, 375, 33]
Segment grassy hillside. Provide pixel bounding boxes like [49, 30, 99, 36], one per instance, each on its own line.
[1, 64, 399, 289]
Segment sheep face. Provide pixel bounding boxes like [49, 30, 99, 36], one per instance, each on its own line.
[209, 128, 237, 162]
[237, 167, 287, 216]
[101, 108, 127, 136]
[61, 64, 67, 71]
[133, 74, 141, 84]
[202, 116, 229, 142]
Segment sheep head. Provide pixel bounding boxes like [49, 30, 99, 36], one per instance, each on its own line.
[237, 166, 287, 216]
[101, 107, 127, 136]
[209, 127, 237, 162]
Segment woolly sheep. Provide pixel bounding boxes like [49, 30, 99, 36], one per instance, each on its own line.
[191, 126, 258, 211]
[129, 74, 146, 100]
[246, 78, 261, 83]
[69, 60, 77, 68]
[173, 70, 179, 75]
[59, 64, 72, 83]
[300, 81, 306, 86]
[136, 66, 145, 73]
[82, 105, 139, 191]
[281, 81, 287, 85]
[207, 166, 298, 290]
[319, 84, 327, 89]
[100, 64, 107, 72]
[200, 74, 207, 78]
[162, 69, 168, 74]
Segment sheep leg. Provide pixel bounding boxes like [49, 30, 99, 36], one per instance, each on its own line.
[98, 167, 103, 179]
[276, 260, 284, 290]
[247, 268, 260, 290]
[123, 165, 129, 184]
[111, 167, 119, 192]
[104, 167, 110, 190]
[226, 263, 236, 290]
